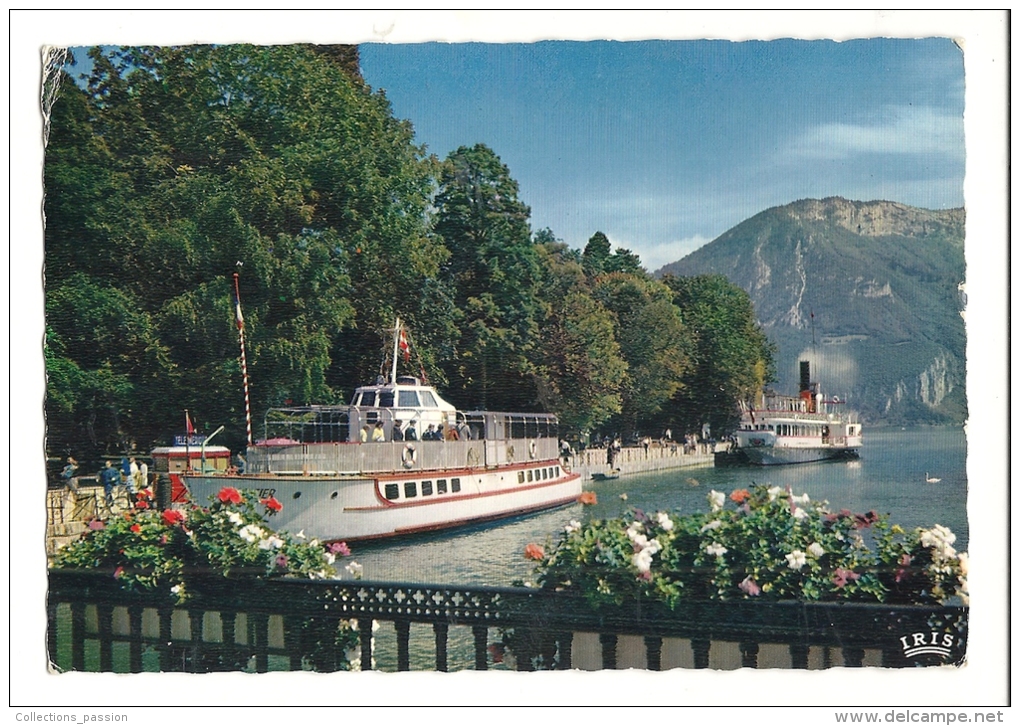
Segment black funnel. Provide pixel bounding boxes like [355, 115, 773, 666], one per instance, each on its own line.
[799, 361, 811, 392]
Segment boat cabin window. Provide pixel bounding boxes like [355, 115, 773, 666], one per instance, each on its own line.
[421, 480, 433, 496]
[384, 483, 399, 500]
[437, 479, 448, 494]
[378, 391, 395, 408]
[357, 391, 376, 407]
[398, 390, 420, 408]
[451, 478, 461, 493]
[420, 390, 438, 408]
[404, 482, 417, 498]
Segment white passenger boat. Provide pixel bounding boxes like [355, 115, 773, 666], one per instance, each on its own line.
[732, 361, 862, 466]
[182, 319, 582, 542]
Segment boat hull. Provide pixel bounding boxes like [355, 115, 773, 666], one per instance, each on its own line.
[738, 445, 860, 466]
[183, 460, 581, 542]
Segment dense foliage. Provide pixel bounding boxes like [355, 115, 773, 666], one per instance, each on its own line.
[522, 485, 967, 610]
[44, 45, 775, 461]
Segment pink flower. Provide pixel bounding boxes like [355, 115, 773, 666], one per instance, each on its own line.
[329, 541, 351, 557]
[217, 487, 243, 505]
[113, 566, 124, 580]
[739, 577, 761, 596]
[832, 568, 861, 589]
[524, 543, 545, 561]
[87, 519, 105, 531]
[275, 554, 288, 569]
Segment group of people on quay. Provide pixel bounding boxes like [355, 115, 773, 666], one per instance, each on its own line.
[358, 419, 473, 443]
[59, 455, 150, 509]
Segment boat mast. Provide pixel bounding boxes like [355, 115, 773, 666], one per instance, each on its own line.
[390, 317, 401, 384]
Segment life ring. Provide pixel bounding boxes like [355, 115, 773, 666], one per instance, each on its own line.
[506, 445, 515, 463]
[466, 447, 480, 467]
[529, 440, 537, 459]
[401, 444, 417, 469]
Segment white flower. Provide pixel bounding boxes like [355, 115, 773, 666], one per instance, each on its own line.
[807, 542, 825, 558]
[656, 512, 674, 531]
[630, 532, 649, 550]
[564, 520, 581, 534]
[258, 535, 284, 551]
[324, 551, 336, 565]
[644, 538, 662, 556]
[793, 507, 809, 520]
[345, 561, 363, 579]
[957, 552, 969, 577]
[785, 550, 808, 570]
[633, 548, 655, 574]
[295, 529, 306, 540]
[238, 524, 265, 544]
[226, 511, 244, 526]
[791, 492, 811, 506]
[170, 584, 182, 595]
[767, 486, 783, 501]
[708, 490, 726, 512]
[700, 520, 722, 533]
[706, 543, 728, 558]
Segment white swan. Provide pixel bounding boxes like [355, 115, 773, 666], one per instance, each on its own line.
[925, 472, 941, 483]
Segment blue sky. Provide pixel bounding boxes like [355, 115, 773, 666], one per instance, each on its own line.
[359, 39, 965, 271]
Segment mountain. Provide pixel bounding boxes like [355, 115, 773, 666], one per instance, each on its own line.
[656, 197, 966, 425]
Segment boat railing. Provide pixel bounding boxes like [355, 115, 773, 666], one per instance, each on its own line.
[246, 437, 561, 475]
[46, 569, 968, 672]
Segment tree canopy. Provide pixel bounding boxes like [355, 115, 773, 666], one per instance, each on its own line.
[44, 45, 775, 461]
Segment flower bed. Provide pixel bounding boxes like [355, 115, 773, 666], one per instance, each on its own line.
[51, 486, 356, 604]
[522, 484, 967, 609]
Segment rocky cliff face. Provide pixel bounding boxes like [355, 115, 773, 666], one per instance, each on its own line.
[657, 198, 967, 425]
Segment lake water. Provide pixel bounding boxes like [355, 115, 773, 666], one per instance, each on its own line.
[338, 426, 968, 670]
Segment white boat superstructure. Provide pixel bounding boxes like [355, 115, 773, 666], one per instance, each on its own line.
[733, 361, 862, 466]
[182, 318, 582, 541]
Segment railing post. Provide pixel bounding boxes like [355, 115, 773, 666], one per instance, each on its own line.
[843, 647, 865, 667]
[599, 633, 618, 670]
[472, 626, 488, 670]
[157, 605, 173, 672]
[69, 601, 85, 672]
[97, 604, 114, 672]
[220, 610, 238, 671]
[691, 638, 710, 669]
[358, 618, 373, 671]
[739, 641, 759, 668]
[251, 612, 269, 673]
[557, 632, 573, 670]
[46, 599, 59, 671]
[790, 643, 809, 669]
[128, 605, 143, 673]
[515, 628, 535, 671]
[283, 615, 303, 672]
[187, 609, 204, 673]
[644, 635, 663, 671]
[433, 622, 449, 672]
[395, 619, 411, 672]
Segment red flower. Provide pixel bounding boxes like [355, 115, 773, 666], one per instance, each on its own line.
[524, 543, 545, 561]
[130, 524, 141, 533]
[217, 487, 243, 505]
[134, 499, 149, 510]
[729, 489, 751, 504]
[260, 496, 283, 513]
[162, 509, 186, 527]
[577, 491, 598, 506]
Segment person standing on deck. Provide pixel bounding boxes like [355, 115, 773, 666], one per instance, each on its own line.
[392, 420, 405, 441]
[360, 425, 370, 443]
[372, 422, 386, 442]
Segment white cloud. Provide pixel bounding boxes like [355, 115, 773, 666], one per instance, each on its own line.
[782, 104, 964, 161]
[611, 234, 714, 273]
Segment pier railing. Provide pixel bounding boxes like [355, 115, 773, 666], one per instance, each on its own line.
[47, 569, 966, 672]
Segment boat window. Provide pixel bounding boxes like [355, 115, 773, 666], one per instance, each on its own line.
[384, 483, 399, 500]
[451, 478, 461, 493]
[527, 470, 533, 482]
[378, 391, 395, 408]
[437, 479, 448, 494]
[420, 391, 437, 408]
[518, 471, 525, 484]
[421, 480, 433, 496]
[360, 392, 376, 407]
[554, 466, 560, 477]
[404, 482, 417, 498]
[398, 390, 420, 408]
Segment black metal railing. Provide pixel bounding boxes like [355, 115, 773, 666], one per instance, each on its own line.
[47, 569, 967, 673]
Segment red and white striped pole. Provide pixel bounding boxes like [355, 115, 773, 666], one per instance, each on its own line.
[233, 272, 253, 446]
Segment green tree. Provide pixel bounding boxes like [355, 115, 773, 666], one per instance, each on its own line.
[44, 45, 443, 457]
[434, 144, 541, 410]
[662, 274, 776, 436]
[592, 273, 691, 439]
